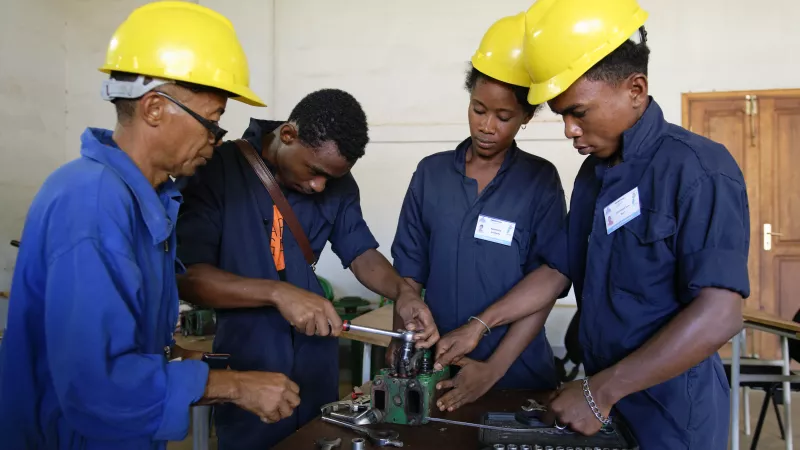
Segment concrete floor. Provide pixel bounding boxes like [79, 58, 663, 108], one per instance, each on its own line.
[168, 388, 800, 450]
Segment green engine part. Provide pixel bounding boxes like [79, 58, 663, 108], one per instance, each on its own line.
[370, 364, 450, 426]
[181, 309, 216, 336]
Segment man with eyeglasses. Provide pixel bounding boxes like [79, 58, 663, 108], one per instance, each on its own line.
[0, 4, 304, 449]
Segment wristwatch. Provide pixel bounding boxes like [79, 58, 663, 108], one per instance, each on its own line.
[202, 353, 231, 370]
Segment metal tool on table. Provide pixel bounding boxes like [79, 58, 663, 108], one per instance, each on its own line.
[321, 414, 403, 447]
[341, 321, 450, 426]
[316, 437, 342, 450]
[320, 397, 375, 424]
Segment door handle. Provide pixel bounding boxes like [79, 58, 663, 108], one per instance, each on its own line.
[764, 223, 782, 250]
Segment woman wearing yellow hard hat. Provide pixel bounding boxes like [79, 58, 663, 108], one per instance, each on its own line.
[391, 12, 568, 412]
[438, 1, 748, 448]
[0, 3, 300, 449]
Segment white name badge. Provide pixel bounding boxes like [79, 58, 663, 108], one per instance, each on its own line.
[474, 215, 516, 246]
[604, 187, 641, 234]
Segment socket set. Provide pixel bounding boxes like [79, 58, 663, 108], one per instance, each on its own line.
[478, 412, 639, 450]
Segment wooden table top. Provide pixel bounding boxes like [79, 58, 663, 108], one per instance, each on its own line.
[173, 333, 215, 353]
[273, 389, 550, 450]
[340, 304, 394, 347]
[743, 307, 800, 337]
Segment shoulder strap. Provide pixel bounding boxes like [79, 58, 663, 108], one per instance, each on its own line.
[233, 139, 316, 270]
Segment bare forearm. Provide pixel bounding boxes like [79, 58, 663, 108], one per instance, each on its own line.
[177, 264, 281, 309]
[487, 306, 554, 373]
[477, 266, 569, 329]
[592, 288, 743, 406]
[393, 277, 423, 329]
[195, 370, 240, 405]
[351, 249, 414, 301]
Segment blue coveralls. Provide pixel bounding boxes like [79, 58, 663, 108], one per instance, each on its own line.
[177, 119, 379, 449]
[392, 139, 567, 389]
[0, 128, 209, 450]
[542, 99, 750, 449]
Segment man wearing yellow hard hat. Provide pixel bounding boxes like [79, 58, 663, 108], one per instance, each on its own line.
[436, 1, 748, 448]
[0, 3, 304, 449]
[391, 12, 568, 413]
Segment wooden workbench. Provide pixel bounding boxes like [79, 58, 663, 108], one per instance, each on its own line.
[273, 389, 549, 450]
[743, 307, 800, 337]
[173, 333, 215, 353]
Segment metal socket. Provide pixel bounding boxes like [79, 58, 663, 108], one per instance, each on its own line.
[351, 438, 366, 450]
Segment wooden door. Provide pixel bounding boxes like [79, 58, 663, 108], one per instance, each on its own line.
[683, 89, 800, 360]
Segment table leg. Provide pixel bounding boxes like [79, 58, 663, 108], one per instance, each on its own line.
[731, 329, 742, 450]
[192, 405, 210, 450]
[362, 343, 372, 385]
[742, 331, 750, 436]
[782, 336, 793, 450]
[744, 386, 751, 436]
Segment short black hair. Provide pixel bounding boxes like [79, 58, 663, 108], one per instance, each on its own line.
[584, 26, 650, 84]
[288, 88, 369, 164]
[109, 71, 230, 123]
[464, 65, 538, 117]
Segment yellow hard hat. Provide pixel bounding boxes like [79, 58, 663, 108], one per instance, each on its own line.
[523, 0, 649, 104]
[471, 12, 530, 88]
[99, 1, 265, 107]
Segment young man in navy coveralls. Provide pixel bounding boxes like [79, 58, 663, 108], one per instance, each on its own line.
[177, 89, 438, 449]
[435, 2, 748, 448]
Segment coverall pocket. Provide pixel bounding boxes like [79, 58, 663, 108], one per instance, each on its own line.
[611, 208, 677, 298]
[620, 208, 676, 246]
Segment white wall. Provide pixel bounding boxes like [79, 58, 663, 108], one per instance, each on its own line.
[0, 0, 67, 326]
[1, 0, 798, 343]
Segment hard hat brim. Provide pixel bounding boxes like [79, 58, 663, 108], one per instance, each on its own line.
[526, 8, 649, 105]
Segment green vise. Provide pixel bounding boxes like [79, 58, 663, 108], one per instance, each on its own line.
[370, 351, 450, 426]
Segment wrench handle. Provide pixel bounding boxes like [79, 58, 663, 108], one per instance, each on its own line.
[321, 414, 369, 435]
[341, 321, 403, 339]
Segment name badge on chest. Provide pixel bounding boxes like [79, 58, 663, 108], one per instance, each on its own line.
[603, 187, 641, 234]
[474, 214, 516, 246]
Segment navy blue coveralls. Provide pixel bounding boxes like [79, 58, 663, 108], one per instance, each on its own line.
[177, 120, 379, 449]
[0, 129, 209, 449]
[542, 99, 750, 449]
[392, 139, 567, 390]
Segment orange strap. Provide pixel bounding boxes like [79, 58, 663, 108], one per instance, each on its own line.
[270, 205, 286, 271]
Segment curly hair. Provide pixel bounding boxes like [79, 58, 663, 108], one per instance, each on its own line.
[464, 65, 538, 116]
[288, 88, 369, 164]
[584, 26, 650, 84]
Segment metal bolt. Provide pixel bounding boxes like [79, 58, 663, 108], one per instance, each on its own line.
[493, 445, 506, 450]
[393, 395, 402, 406]
[409, 381, 417, 388]
[375, 379, 382, 386]
[508, 445, 519, 450]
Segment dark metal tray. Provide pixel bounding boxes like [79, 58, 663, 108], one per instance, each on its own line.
[478, 412, 639, 450]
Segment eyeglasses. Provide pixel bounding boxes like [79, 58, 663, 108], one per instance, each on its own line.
[154, 91, 228, 145]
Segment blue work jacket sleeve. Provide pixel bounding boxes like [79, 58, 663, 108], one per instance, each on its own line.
[676, 172, 750, 303]
[390, 171, 429, 284]
[176, 162, 224, 266]
[45, 238, 209, 442]
[537, 216, 570, 281]
[329, 182, 379, 268]
[526, 183, 571, 298]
